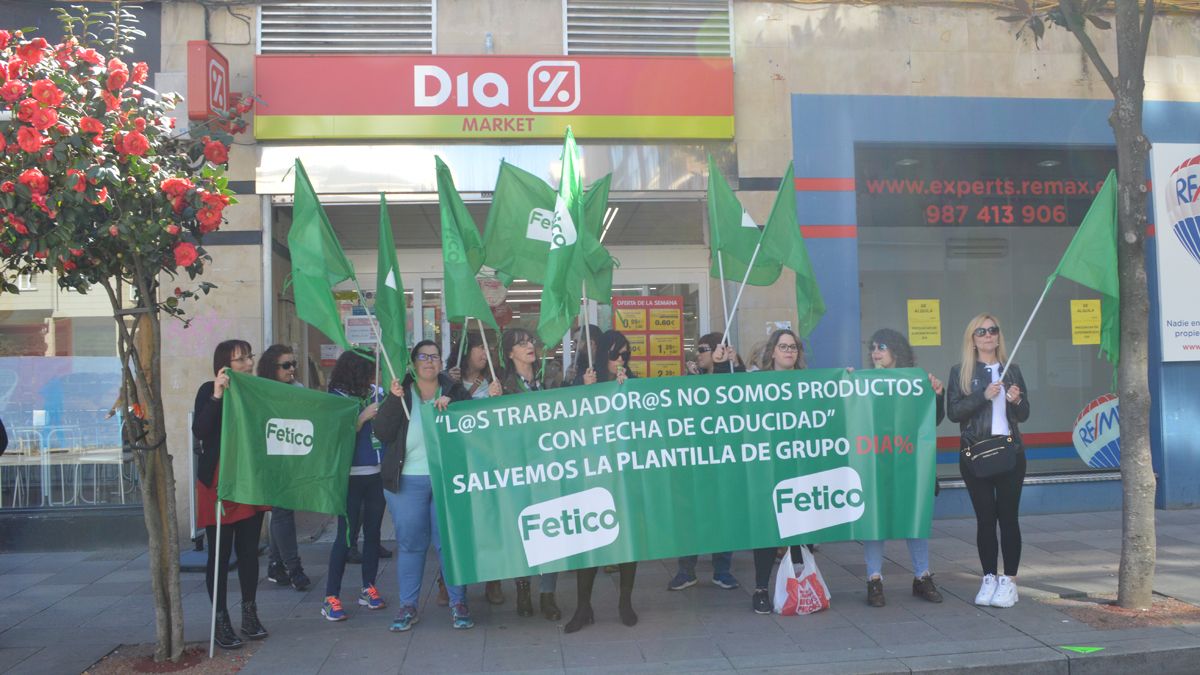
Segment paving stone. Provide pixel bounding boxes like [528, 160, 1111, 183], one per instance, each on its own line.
[711, 628, 797, 657]
[481, 644, 563, 672]
[317, 630, 409, 673]
[901, 646, 1068, 673]
[561, 639, 644, 669]
[0, 647, 39, 674]
[237, 633, 337, 675]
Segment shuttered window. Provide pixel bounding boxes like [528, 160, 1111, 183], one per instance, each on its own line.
[565, 0, 731, 56]
[259, 1, 434, 54]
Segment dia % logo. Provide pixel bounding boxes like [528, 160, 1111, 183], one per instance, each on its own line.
[412, 61, 581, 113]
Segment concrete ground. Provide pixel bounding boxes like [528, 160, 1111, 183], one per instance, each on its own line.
[2, 508, 1200, 674]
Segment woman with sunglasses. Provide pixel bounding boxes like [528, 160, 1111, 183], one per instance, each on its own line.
[192, 339, 270, 649]
[564, 329, 639, 633]
[256, 345, 312, 594]
[861, 329, 945, 607]
[947, 314, 1030, 609]
[320, 350, 389, 622]
[496, 328, 562, 620]
[375, 340, 498, 632]
[749, 328, 810, 614]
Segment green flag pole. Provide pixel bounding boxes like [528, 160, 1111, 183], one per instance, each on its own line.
[477, 317, 499, 382]
[349, 278, 408, 419]
[720, 229, 768, 348]
[582, 280, 593, 372]
[456, 320, 470, 370]
[1001, 280, 1051, 382]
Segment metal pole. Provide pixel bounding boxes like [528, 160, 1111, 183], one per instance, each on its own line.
[720, 237, 765, 348]
[349, 279, 408, 419]
[1002, 281, 1052, 382]
[477, 318, 498, 381]
[208, 500, 221, 658]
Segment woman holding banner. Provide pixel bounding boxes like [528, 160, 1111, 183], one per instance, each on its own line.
[321, 351, 388, 622]
[375, 340, 499, 632]
[861, 329, 945, 607]
[749, 328, 809, 615]
[497, 327, 562, 620]
[947, 314, 1030, 609]
[192, 339, 270, 649]
[564, 329, 639, 633]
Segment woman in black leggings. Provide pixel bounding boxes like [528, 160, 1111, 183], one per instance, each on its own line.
[946, 314, 1030, 609]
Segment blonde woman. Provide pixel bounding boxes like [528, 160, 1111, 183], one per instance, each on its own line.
[946, 314, 1030, 609]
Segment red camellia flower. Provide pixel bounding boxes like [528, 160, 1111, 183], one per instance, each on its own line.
[203, 140, 229, 164]
[19, 168, 50, 195]
[106, 57, 129, 91]
[0, 182, 14, 193]
[0, 31, 10, 49]
[76, 47, 102, 66]
[17, 126, 43, 153]
[1, 79, 27, 102]
[161, 177, 194, 198]
[122, 130, 150, 156]
[199, 191, 231, 210]
[166, 224, 180, 236]
[31, 79, 64, 107]
[90, 187, 109, 205]
[173, 241, 198, 267]
[0, 135, 5, 153]
[31, 106, 57, 131]
[102, 91, 121, 112]
[66, 169, 86, 192]
[16, 37, 49, 65]
[197, 208, 222, 233]
[132, 62, 149, 85]
[10, 215, 29, 235]
[79, 117, 104, 134]
[16, 97, 39, 122]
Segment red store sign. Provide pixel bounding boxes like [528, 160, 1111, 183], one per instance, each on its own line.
[187, 40, 229, 121]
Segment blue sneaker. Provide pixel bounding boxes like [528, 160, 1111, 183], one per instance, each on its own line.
[321, 596, 347, 622]
[451, 603, 474, 630]
[389, 606, 418, 632]
[712, 572, 740, 590]
[358, 585, 386, 610]
[667, 572, 698, 591]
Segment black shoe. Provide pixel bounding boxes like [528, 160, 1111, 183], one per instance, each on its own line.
[540, 592, 561, 621]
[867, 577, 886, 607]
[289, 568, 311, 592]
[346, 547, 362, 565]
[618, 598, 638, 627]
[241, 600, 269, 640]
[912, 574, 944, 603]
[214, 609, 244, 650]
[563, 605, 594, 634]
[515, 580, 534, 617]
[752, 589, 772, 615]
[266, 562, 290, 586]
[378, 545, 393, 559]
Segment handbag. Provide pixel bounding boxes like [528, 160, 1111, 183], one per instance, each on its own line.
[773, 546, 831, 616]
[961, 435, 1017, 478]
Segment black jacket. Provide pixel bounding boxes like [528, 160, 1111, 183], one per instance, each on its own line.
[191, 381, 222, 487]
[373, 373, 469, 493]
[946, 362, 1030, 449]
[0, 415, 7, 456]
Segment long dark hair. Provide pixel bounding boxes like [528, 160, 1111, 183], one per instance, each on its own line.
[868, 328, 915, 368]
[402, 339, 441, 388]
[447, 332, 487, 378]
[595, 329, 632, 383]
[212, 339, 251, 376]
[499, 328, 537, 393]
[698, 331, 743, 372]
[328, 350, 375, 398]
[256, 344, 295, 380]
[760, 328, 806, 371]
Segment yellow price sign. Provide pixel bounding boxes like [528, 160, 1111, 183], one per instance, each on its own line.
[626, 334, 647, 357]
[649, 308, 681, 331]
[615, 308, 647, 332]
[1071, 299, 1101, 345]
[649, 334, 681, 357]
[907, 299, 942, 347]
[650, 360, 682, 378]
[625, 359, 648, 378]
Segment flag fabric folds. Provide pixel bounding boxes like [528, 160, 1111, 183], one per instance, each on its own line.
[436, 157, 500, 330]
[536, 128, 585, 348]
[707, 155, 782, 287]
[760, 163, 826, 337]
[1048, 169, 1120, 367]
[375, 194, 410, 383]
[217, 370, 359, 516]
[288, 159, 356, 349]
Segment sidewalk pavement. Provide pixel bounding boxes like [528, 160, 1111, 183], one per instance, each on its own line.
[2, 508, 1200, 674]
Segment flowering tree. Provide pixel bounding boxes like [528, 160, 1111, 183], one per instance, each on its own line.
[0, 4, 248, 661]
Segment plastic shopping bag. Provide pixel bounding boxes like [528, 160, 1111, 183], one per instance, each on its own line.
[773, 546, 831, 615]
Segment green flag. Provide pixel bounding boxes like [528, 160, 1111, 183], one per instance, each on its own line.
[536, 128, 585, 348]
[288, 159, 355, 349]
[707, 154, 782, 287]
[1048, 169, 1119, 367]
[437, 157, 499, 330]
[218, 370, 359, 515]
[578, 173, 616, 303]
[760, 163, 826, 337]
[375, 194, 410, 384]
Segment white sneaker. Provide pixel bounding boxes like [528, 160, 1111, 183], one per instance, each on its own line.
[990, 575, 1019, 608]
[974, 574, 998, 606]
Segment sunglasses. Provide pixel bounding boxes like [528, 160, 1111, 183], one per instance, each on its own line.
[611, 350, 631, 361]
[415, 352, 441, 362]
[278, 361, 297, 370]
[696, 346, 713, 354]
[974, 326, 1001, 337]
[871, 343, 888, 352]
[776, 343, 799, 353]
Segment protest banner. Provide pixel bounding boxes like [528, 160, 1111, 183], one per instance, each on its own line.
[425, 368, 936, 585]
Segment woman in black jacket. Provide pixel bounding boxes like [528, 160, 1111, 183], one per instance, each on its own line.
[373, 340, 498, 632]
[946, 314, 1030, 609]
[564, 329, 638, 634]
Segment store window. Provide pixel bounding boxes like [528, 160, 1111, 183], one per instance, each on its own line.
[854, 143, 1117, 477]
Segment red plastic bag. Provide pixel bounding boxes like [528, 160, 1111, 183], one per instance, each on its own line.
[773, 546, 831, 615]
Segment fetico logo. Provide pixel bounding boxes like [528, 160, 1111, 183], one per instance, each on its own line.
[265, 418, 314, 456]
[526, 207, 555, 242]
[773, 467, 866, 538]
[518, 487, 619, 566]
[525, 205, 578, 249]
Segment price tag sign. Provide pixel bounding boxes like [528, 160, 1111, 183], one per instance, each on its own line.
[614, 307, 647, 332]
[612, 295, 684, 378]
[650, 360, 682, 377]
[650, 334, 681, 357]
[649, 308, 681, 331]
[627, 334, 647, 357]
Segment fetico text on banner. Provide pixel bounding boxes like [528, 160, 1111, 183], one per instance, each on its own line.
[424, 368, 937, 585]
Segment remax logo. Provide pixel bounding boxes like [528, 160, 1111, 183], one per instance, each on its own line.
[265, 419, 314, 456]
[1167, 154, 1200, 265]
[518, 487, 619, 566]
[773, 467, 866, 538]
[528, 60, 580, 112]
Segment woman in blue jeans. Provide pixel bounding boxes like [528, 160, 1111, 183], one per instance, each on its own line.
[861, 328, 945, 607]
[321, 350, 387, 621]
[374, 340, 501, 631]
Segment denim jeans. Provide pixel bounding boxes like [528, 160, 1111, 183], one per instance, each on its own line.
[268, 507, 301, 573]
[326, 473, 386, 597]
[863, 538, 931, 580]
[384, 475, 466, 608]
[676, 552, 732, 577]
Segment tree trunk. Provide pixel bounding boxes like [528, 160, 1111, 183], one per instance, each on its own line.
[1110, 0, 1156, 611]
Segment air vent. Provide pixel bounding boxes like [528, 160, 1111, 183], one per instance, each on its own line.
[946, 237, 1009, 259]
[566, 0, 731, 56]
[260, 1, 434, 54]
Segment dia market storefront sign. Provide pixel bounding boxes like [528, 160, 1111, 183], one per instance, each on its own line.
[254, 55, 733, 140]
[425, 368, 937, 585]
